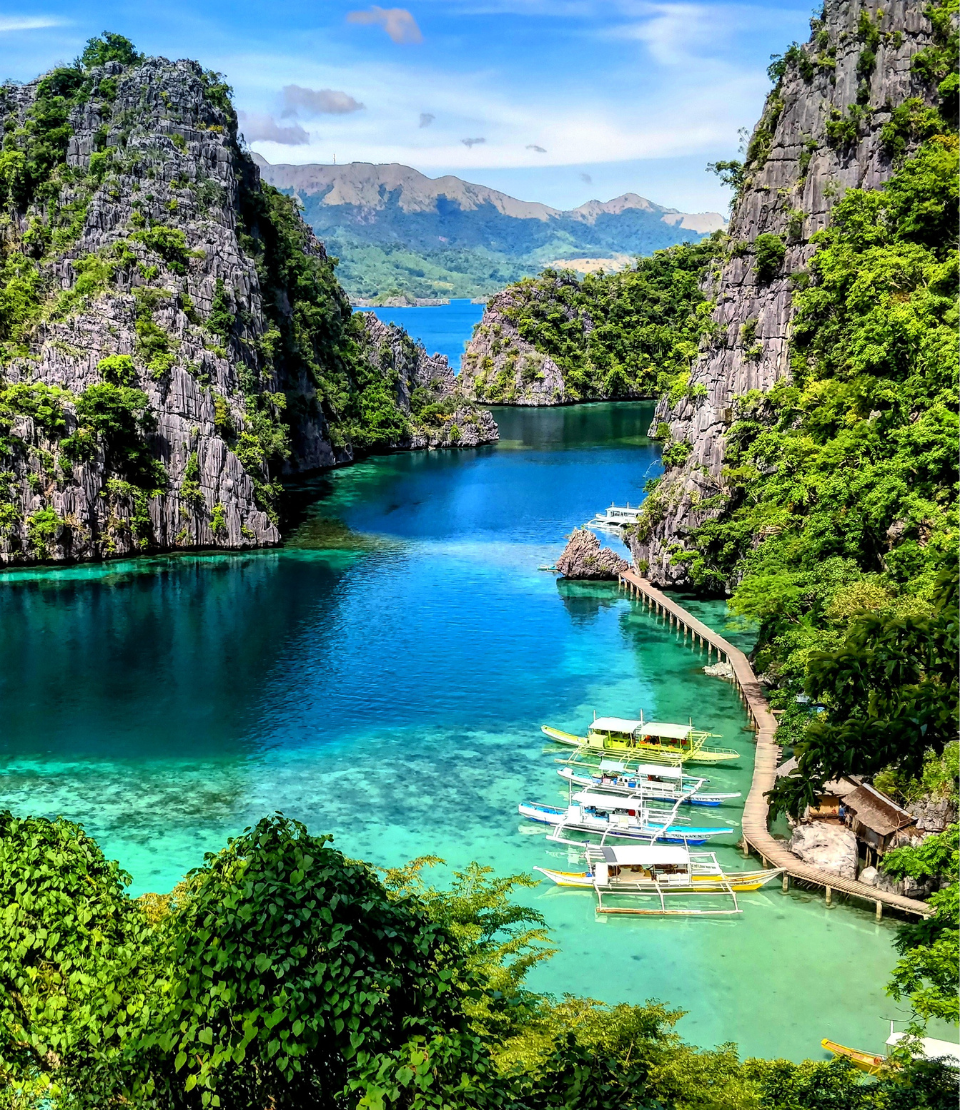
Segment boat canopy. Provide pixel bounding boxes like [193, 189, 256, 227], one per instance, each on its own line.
[589, 717, 695, 741]
[639, 722, 694, 740]
[573, 790, 643, 810]
[885, 1033, 960, 1066]
[599, 845, 690, 866]
[597, 761, 683, 780]
[590, 716, 642, 733]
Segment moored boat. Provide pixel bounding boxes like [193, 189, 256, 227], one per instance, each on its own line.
[542, 714, 739, 766]
[535, 844, 781, 915]
[588, 502, 643, 532]
[518, 790, 732, 845]
[820, 1040, 889, 1075]
[557, 761, 741, 807]
[821, 1029, 960, 1074]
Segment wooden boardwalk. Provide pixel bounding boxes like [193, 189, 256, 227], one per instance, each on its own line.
[617, 569, 931, 919]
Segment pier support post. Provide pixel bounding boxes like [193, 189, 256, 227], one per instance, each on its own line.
[876, 900, 882, 921]
[782, 874, 789, 893]
[825, 886, 832, 905]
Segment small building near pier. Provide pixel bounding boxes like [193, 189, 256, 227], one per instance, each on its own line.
[842, 783, 916, 856]
[776, 757, 860, 820]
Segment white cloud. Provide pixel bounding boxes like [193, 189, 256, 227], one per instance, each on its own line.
[283, 85, 365, 115]
[346, 6, 423, 44]
[0, 16, 65, 32]
[238, 111, 310, 145]
[603, 2, 806, 66]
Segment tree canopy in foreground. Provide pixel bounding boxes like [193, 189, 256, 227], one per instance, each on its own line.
[0, 812, 956, 1109]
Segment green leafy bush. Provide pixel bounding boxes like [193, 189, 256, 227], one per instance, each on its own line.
[752, 233, 786, 283]
[78, 31, 141, 69]
[97, 353, 135, 384]
[131, 224, 192, 274]
[0, 381, 71, 437]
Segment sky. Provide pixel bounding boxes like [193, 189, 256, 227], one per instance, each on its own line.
[2, 1, 813, 212]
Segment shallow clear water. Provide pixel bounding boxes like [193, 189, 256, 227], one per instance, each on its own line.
[363, 298, 486, 370]
[0, 403, 920, 1060]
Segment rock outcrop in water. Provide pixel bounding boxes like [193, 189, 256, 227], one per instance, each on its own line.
[630, 0, 945, 584]
[556, 529, 630, 580]
[0, 47, 495, 565]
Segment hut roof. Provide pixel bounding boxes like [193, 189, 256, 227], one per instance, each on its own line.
[776, 758, 859, 797]
[844, 784, 916, 837]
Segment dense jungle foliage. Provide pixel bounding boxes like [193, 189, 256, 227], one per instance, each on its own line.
[631, 3, 960, 1034]
[2, 812, 956, 1110]
[466, 238, 721, 403]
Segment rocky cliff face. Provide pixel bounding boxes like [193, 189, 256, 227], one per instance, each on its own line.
[458, 287, 570, 405]
[0, 52, 494, 565]
[631, 0, 944, 585]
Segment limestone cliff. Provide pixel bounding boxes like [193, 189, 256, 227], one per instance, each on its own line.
[0, 50, 495, 565]
[631, 0, 946, 585]
[458, 285, 569, 405]
[458, 240, 717, 406]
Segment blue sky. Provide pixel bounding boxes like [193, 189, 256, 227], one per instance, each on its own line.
[3, 2, 812, 212]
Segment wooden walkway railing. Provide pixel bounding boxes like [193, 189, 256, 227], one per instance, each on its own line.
[617, 569, 931, 919]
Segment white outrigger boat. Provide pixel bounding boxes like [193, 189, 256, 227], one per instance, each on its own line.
[542, 713, 739, 766]
[558, 760, 741, 808]
[518, 789, 733, 845]
[588, 503, 643, 533]
[535, 844, 783, 915]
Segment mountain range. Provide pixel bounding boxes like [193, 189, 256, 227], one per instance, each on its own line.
[252, 156, 726, 303]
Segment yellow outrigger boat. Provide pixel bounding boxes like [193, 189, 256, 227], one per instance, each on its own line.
[821, 1040, 889, 1075]
[822, 1029, 960, 1074]
[542, 713, 739, 766]
[534, 845, 782, 916]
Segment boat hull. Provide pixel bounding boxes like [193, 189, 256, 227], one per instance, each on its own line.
[535, 866, 781, 893]
[558, 767, 739, 807]
[518, 802, 728, 845]
[821, 1039, 889, 1075]
[541, 725, 739, 766]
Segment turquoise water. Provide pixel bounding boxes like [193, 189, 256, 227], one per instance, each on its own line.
[363, 298, 486, 370]
[0, 403, 916, 1060]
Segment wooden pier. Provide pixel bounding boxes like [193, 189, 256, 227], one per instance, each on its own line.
[617, 569, 931, 919]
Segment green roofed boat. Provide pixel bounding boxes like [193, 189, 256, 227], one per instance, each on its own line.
[542, 713, 739, 766]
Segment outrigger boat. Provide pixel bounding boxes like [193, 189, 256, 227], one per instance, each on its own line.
[518, 790, 732, 845]
[588, 502, 643, 533]
[542, 712, 739, 766]
[535, 844, 782, 915]
[558, 761, 741, 807]
[822, 1025, 960, 1074]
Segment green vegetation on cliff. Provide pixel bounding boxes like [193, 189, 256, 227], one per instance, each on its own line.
[0, 32, 492, 561]
[2, 812, 954, 1109]
[465, 237, 721, 404]
[631, 29, 960, 1030]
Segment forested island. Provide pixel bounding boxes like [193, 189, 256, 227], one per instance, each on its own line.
[1, 0, 958, 1104]
[0, 36, 495, 565]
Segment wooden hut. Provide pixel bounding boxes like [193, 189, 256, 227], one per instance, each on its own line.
[776, 757, 859, 820]
[842, 783, 916, 856]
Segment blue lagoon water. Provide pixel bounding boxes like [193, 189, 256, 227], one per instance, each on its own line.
[363, 298, 486, 370]
[0, 403, 915, 1060]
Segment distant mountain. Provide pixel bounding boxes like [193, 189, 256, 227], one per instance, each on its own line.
[253, 156, 726, 303]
